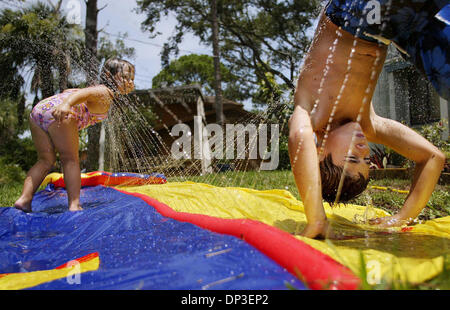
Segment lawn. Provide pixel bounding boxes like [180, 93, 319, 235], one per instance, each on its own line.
[1, 170, 449, 289]
[169, 170, 450, 222]
[3, 171, 449, 218]
[0, 182, 23, 207]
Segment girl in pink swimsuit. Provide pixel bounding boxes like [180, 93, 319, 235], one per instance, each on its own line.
[30, 89, 109, 132]
[15, 58, 135, 212]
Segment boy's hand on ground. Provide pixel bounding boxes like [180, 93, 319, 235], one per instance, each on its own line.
[299, 220, 366, 240]
[369, 214, 410, 228]
[299, 220, 337, 239]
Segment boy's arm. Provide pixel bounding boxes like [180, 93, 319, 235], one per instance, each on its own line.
[366, 111, 446, 226]
[288, 105, 331, 238]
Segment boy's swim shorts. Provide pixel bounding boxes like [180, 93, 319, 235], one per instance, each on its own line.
[325, 0, 450, 101]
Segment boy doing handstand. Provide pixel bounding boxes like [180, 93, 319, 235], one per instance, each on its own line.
[289, 0, 448, 239]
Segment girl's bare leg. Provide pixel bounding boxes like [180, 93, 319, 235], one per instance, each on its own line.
[14, 119, 56, 212]
[48, 119, 82, 211]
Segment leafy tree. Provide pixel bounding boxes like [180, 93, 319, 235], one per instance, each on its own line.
[97, 33, 136, 63]
[152, 54, 246, 102]
[136, 0, 320, 106]
[0, 1, 135, 172]
[253, 65, 288, 106]
[0, 97, 36, 172]
[0, 50, 24, 101]
[0, 1, 85, 173]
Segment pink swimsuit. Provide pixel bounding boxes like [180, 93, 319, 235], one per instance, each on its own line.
[30, 89, 108, 132]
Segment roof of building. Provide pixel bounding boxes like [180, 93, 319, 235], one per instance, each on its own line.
[130, 85, 253, 130]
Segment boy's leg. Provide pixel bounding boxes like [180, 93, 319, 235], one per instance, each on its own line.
[14, 119, 56, 212]
[48, 119, 82, 211]
[325, 0, 449, 100]
[325, 0, 445, 43]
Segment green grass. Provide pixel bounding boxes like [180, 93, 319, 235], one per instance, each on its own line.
[3, 171, 449, 219]
[350, 178, 450, 221]
[4, 171, 448, 216]
[0, 182, 23, 207]
[169, 170, 301, 195]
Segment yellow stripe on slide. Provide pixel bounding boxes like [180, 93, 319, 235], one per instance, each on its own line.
[120, 181, 450, 285]
[0, 255, 99, 290]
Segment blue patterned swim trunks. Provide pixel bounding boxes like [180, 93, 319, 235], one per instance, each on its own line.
[325, 0, 450, 101]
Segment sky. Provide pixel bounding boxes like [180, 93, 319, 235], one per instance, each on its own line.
[0, 0, 210, 95]
[0, 0, 317, 110]
[88, 0, 211, 89]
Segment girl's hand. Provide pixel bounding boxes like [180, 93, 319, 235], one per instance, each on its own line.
[52, 102, 73, 123]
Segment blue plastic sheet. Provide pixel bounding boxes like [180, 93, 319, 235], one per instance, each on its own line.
[0, 185, 306, 290]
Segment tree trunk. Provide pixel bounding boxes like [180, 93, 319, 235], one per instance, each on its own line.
[85, 0, 101, 171]
[57, 53, 69, 92]
[40, 70, 54, 98]
[40, 58, 54, 99]
[85, 0, 99, 85]
[17, 94, 25, 129]
[211, 0, 224, 126]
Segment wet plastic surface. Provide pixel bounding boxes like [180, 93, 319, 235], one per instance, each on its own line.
[0, 185, 305, 290]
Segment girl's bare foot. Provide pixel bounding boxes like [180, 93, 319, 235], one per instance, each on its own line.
[14, 197, 32, 213]
[69, 204, 83, 212]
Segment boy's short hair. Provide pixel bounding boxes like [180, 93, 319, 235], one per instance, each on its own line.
[319, 154, 369, 204]
[100, 58, 135, 92]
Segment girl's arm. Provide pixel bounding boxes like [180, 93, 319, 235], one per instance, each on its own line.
[288, 105, 332, 238]
[52, 86, 113, 122]
[366, 111, 446, 227]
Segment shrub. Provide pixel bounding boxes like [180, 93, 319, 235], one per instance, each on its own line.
[277, 134, 291, 170]
[415, 121, 450, 172]
[0, 156, 25, 185]
[370, 121, 449, 169]
[0, 137, 37, 172]
[415, 120, 450, 153]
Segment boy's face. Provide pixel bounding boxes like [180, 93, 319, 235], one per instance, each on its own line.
[319, 122, 370, 178]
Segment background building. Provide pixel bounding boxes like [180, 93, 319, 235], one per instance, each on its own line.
[372, 45, 449, 140]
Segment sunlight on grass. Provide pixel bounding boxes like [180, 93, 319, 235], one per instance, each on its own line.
[0, 182, 22, 207]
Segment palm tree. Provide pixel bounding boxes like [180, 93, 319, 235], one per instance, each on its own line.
[0, 1, 84, 102]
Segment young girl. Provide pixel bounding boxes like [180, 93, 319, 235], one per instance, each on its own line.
[14, 58, 135, 212]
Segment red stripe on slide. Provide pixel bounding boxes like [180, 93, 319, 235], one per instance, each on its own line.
[0, 252, 99, 279]
[55, 252, 99, 269]
[115, 188, 360, 290]
[50, 172, 166, 188]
